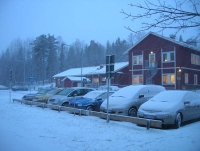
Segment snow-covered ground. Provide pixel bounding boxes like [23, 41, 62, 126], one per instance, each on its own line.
[0, 90, 200, 151]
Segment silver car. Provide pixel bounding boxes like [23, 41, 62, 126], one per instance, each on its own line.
[47, 87, 94, 106]
[137, 90, 200, 128]
[100, 85, 166, 117]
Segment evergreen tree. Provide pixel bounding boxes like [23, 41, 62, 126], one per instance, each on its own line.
[46, 34, 58, 82]
[179, 35, 183, 42]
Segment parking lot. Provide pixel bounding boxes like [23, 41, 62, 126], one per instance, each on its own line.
[0, 90, 200, 151]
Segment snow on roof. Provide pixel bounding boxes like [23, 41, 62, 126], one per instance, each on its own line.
[67, 77, 90, 82]
[53, 62, 128, 78]
[124, 32, 199, 54]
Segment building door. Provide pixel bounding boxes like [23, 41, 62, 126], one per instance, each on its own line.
[149, 53, 155, 67]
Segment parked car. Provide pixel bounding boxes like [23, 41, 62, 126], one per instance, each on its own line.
[69, 90, 114, 111]
[22, 88, 51, 101]
[12, 85, 28, 91]
[137, 90, 200, 128]
[0, 85, 9, 90]
[100, 85, 166, 117]
[32, 88, 64, 103]
[47, 87, 94, 106]
[97, 85, 119, 91]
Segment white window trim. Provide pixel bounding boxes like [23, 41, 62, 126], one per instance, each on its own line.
[133, 75, 143, 84]
[184, 73, 188, 84]
[194, 74, 198, 85]
[162, 73, 175, 85]
[133, 55, 143, 65]
[191, 54, 200, 65]
[162, 51, 175, 63]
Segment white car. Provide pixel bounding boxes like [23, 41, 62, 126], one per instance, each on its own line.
[97, 85, 119, 91]
[137, 90, 200, 128]
[100, 85, 166, 117]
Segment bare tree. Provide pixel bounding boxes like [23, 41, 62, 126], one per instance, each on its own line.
[127, 32, 146, 46]
[121, 0, 200, 36]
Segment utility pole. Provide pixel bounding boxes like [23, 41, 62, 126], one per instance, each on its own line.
[106, 55, 115, 123]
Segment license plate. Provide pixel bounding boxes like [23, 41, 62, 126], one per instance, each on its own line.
[144, 114, 155, 119]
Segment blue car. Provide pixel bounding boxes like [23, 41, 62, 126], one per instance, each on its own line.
[69, 90, 114, 111]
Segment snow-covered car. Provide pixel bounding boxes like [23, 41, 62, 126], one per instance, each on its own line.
[69, 90, 114, 111]
[22, 88, 51, 101]
[12, 85, 28, 91]
[0, 85, 9, 90]
[137, 90, 200, 128]
[47, 87, 94, 107]
[97, 85, 119, 91]
[100, 85, 166, 117]
[32, 88, 64, 103]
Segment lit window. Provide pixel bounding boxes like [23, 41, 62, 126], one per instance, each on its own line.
[163, 75, 168, 83]
[93, 78, 99, 83]
[133, 76, 137, 84]
[133, 55, 143, 65]
[191, 54, 200, 65]
[133, 57, 137, 64]
[162, 74, 175, 84]
[139, 76, 143, 84]
[133, 75, 143, 84]
[170, 75, 175, 83]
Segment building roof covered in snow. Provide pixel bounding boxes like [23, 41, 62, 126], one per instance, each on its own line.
[53, 62, 128, 78]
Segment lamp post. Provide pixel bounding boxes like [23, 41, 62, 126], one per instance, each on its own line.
[177, 68, 181, 90]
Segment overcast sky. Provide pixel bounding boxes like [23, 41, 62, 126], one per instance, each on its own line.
[0, 0, 198, 53]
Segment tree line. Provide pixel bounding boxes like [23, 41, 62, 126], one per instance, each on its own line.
[0, 34, 131, 86]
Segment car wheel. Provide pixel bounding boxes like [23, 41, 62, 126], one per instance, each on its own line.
[174, 113, 182, 129]
[128, 107, 137, 117]
[86, 106, 93, 111]
[62, 102, 69, 107]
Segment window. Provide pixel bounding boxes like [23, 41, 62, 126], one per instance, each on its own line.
[191, 54, 200, 65]
[194, 74, 198, 85]
[185, 74, 188, 84]
[133, 55, 143, 65]
[170, 74, 175, 83]
[93, 78, 99, 83]
[162, 52, 175, 62]
[162, 74, 175, 84]
[133, 75, 143, 84]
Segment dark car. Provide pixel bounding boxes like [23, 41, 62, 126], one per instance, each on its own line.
[0, 85, 9, 90]
[22, 88, 51, 101]
[69, 90, 114, 111]
[12, 85, 28, 91]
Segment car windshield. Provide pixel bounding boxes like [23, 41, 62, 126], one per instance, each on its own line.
[57, 88, 74, 96]
[37, 89, 49, 94]
[83, 91, 104, 99]
[46, 88, 59, 94]
[111, 86, 142, 98]
[150, 91, 185, 102]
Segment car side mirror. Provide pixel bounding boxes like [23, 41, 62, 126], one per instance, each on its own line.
[96, 97, 102, 101]
[139, 94, 144, 98]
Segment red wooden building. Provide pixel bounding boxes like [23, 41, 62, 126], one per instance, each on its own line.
[124, 32, 200, 90]
[53, 62, 129, 88]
